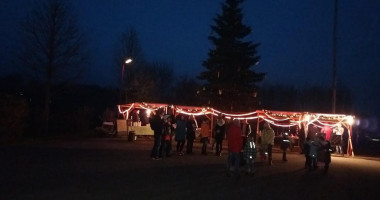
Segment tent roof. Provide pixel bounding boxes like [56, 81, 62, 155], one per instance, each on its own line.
[118, 102, 354, 128]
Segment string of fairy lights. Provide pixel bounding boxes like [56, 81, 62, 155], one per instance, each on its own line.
[117, 102, 355, 128]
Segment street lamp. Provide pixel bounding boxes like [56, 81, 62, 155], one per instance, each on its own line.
[122, 58, 133, 80]
[120, 58, 133, 104]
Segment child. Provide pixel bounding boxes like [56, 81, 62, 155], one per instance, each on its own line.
[280, 132, 292, 161]
[319, 135, 332, 173]
[243, 134, 257, 176]
[163, 116, 174, 157]
[200, 118, 210, 155]
[304, 136, 319, 170]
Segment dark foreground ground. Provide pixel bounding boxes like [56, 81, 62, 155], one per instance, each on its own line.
[1, 137, 380, 200]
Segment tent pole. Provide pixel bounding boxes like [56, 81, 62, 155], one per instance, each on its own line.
[210, 113, 214, 147]
[348, 125, 354, 157]
[256, 113, 260, 143]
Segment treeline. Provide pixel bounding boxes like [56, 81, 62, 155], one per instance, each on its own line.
[259, 84, 354, 114]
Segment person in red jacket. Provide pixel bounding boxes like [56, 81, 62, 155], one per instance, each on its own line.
[226, 119, 243, 179]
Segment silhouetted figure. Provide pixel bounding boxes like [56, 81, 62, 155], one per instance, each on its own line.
[200, 118, 210, 155]
[299, 124, 306, 154]
[175, 115, 187, 155]
[226, 119, 243, 179]
[243, 133, 257, 176]
[214, 115, 226, 156]
[280, 132, 292, 161]
[319, 136, 332, 173]
[261, 122, 275, 165]
[150, 110, 164, 160]
[186, 116, 196, 154]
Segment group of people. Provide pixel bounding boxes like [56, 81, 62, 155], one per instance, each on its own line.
[303, 135, 333, 173]
[148, 110, 257, 179]
[149, 109, 198, 160]
[148, 109, 333, 180]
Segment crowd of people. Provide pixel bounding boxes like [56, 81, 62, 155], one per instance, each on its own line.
[148, 109, 334, 180]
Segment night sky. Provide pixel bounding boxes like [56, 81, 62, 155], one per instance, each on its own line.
[1, 0, 379, 117]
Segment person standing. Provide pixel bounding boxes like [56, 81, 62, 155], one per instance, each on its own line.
[319, 135, 332, 173]
[299, 124, 306, 154]
[150, 110, 164, 160]
[226, 119, 243, 179]
[261, 122, 275, 165]
[214, 116, 226, 156]
[200, 118, 210, 155]
[243, 133, 256, 176]
[186, 116, 196, 154]
[333, 123, 344, 155]
[241, 120, 251, 147]
[175, 115, 187, 155]
[304, 136, 319, 170]
[162, 116, 174, 157]
[280, 132, 292, 161]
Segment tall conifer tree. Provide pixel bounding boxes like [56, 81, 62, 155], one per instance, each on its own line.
[199, 0, 264, 111]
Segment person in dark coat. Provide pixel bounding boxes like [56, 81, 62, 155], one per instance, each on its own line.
[162, 116, 174, 157]
[304, 136, 319, 170]
[243, 133, 257, 176]
[186, 116, 196, 154]
[280, 132, 292, 161]
[319, 135, 332, 173]
[299, 124, 306, 154]
[214, 115, 226, 156]
[150, 110, 164, 160]
[175, 115, 187, 155]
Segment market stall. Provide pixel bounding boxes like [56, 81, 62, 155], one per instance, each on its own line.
[117, 102, 355, 156]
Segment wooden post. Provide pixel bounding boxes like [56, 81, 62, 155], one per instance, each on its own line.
[256, 114, 260, 143]
[348, 125, 354, 157]
[210, 113, 214, 146]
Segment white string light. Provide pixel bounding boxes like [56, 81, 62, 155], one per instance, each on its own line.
[118, 102, 354, 129]
[264, 112, 291, 121]
[118, 103, 134, 114]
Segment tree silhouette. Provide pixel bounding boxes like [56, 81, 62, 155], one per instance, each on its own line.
[114, 27, 145, 103]
[114, 28, 176, 104]
[18, 0, 87, 135]
[199, 0, 264, 112]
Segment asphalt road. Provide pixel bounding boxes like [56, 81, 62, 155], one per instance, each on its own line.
[1, 138, 379, 200]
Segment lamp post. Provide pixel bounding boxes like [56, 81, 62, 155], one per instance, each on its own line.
[120, 58, 133, 104]
[332, 0, 338, 113]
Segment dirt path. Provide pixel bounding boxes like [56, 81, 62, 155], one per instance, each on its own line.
[1, 138, 379, 200]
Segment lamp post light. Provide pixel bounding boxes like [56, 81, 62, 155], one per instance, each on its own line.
[122, 58, 133, 80]
[120, 58, 133, 104]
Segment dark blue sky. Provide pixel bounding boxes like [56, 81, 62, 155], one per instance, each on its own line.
[1, 0, 380, 117]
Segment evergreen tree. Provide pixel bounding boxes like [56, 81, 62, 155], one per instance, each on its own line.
[199, 0, 264, 111]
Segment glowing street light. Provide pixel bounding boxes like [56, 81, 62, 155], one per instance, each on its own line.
[122, 58, 133, 80]
[125, 58, 133, 64]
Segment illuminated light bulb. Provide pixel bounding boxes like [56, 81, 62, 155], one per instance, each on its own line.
[125, 58, 133, 64]
[347, 116, 354, 125]
[304, 115, 310, 121]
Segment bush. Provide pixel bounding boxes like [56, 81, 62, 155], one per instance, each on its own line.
[0, 94, 28, 143]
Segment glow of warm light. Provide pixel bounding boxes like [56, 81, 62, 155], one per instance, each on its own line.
[146, 109, 152, 117]
[118, 103, 134, 114]
[347, 116, 354, 125]
[118, 102, 355, 132]
[264, 112, 290, 121]
[212, 108, 257, 117]
[125, 58, 133, 64]
[261, 117, 298, 127]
